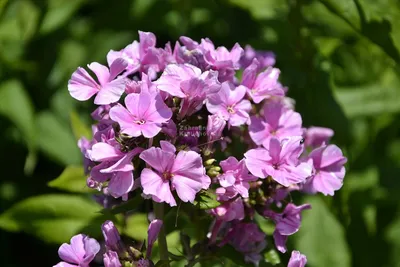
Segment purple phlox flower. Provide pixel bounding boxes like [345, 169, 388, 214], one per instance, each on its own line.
[240, 45, 276, 70]
[249, 99, 303, 147]
[91, 105, 113, 121]
[244, 136, 313, 187]
[264, 203, 311, 253]
[137, 259, 151, 267]
[125, 73, 169, 100]
[103, 251, 122, 267]
[288, 250, 307, 267]
[107, 31, 163, 76]
[177, 126, 201, 150]
[102, 220, 122, 252]
[54, 234, 100, 267]
[162, 119, 178, 139]
[173, 39, 208, 69]
[207, 114, 226, 143]
[109, 91, 172, 138]
[88, 141, 143, 198]
[92, 119, 116, 143]
[201, 39, 243, 82]
[303, 145, 347, 196]
[211, 197, 245, 222]
[68, 58, 128, 105]
[154, 63, 220, 118]
[146, 219, 163, 258]
[223, 222, 267, 265]
[241, 59, 284, 104]
[217, 157, 257, 199]
[202, 39, 243, 70]
[304, 126, 334, 148]
[78, 137, 95, 175]
[139, 141, 210, 206]
[206, 81, 252, 127]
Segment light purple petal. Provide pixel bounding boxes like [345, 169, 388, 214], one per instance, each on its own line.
[160, 141, 176, 154]
[273, 231, 287, 253]
[147, 219, 163, 258]
[141, 122, 163, 138]
[109, 58, 128, 80]
[171, 174, 203, 203]
[81, 236, 100, 264]
[249, 116, 269, 145]
[89, 142, 123, 162]
[87, 62, 109, 86]
[288, 250, 307, 267]
[94, 78, 126, 105]
[319, 145, 347, 169]
[140, 147, 175, 173]
[244, 148, 273, 178]
[171, 150, 203, 178]
[228, 85, 247, 105]
[140, 168, 176, 206]
[68, 67, 99, 101]
[307, 169, 344, 196]
[108, 171, 134, 198]
[58, 234, 85, 264]
[53, 262, 77, 267]
[242, 59, 259, 88]
[109, 104, 137, 135]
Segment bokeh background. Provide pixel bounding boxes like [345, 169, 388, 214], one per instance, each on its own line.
[1, 0, 400, 266]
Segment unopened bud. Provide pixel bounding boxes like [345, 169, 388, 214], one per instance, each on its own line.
[204, 159, 216, 166]
[102, 221, 121, 252]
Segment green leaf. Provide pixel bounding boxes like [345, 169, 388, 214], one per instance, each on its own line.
[70, 111, 91, 141]
[101, 194, 143, 215]
[295, 197, 351, 267]
[263, 249, 280, 265]
[0, 194, 101, 243]
[228, 0, 288, 20]
[17, 0, 40, 40]
[194, 190, 220, 210]
[48, 165, 92, 193]
[0, 80, 37, 174]
[318, 0, 361, 29]
[0, 80, 35, 148]
[48, 40, 87, 87]
[216, 244, 252, 267]
[40, 0, 86, 34]
[155, 260, 173, 267]
[334, 68, 400, 117]
[36, 111, 81, 165]
[386, 213, 400, 266]
[124, 213, 149, 241]
[356, 0, 400, 63]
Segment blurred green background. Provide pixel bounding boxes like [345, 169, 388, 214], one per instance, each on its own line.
[1, 0, 400, 266]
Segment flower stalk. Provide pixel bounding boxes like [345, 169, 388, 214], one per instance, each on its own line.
[153, 201, 170, 265]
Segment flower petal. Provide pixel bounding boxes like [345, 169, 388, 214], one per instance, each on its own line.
[108, 171, 134, 198]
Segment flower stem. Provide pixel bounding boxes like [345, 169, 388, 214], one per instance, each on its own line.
[153, 201, 170, 265]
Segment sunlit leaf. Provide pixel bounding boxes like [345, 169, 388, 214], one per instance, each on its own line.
[295, 197, 351, 267]
[0, 194, 101, 243]
[48, 165, 92, 193]
[40, 0, 86, 34]
[36, 111, 81, 165]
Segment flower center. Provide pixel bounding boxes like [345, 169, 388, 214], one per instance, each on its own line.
[162, 172, 174, 180]
[134, 119, 146, 125]
[227, 106, 235, 114]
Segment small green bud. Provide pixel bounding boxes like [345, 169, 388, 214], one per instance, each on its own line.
[207, 169, 220, 177]
[204, 158, 216, 166]
[128, 246, 143, 260]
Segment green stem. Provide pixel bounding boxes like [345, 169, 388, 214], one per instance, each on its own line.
[153, 201, 170, 265]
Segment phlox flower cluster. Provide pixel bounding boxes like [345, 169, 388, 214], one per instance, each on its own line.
[55, 31, 347, 267]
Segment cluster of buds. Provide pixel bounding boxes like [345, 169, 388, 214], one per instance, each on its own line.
[54, 31, 347, 267]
